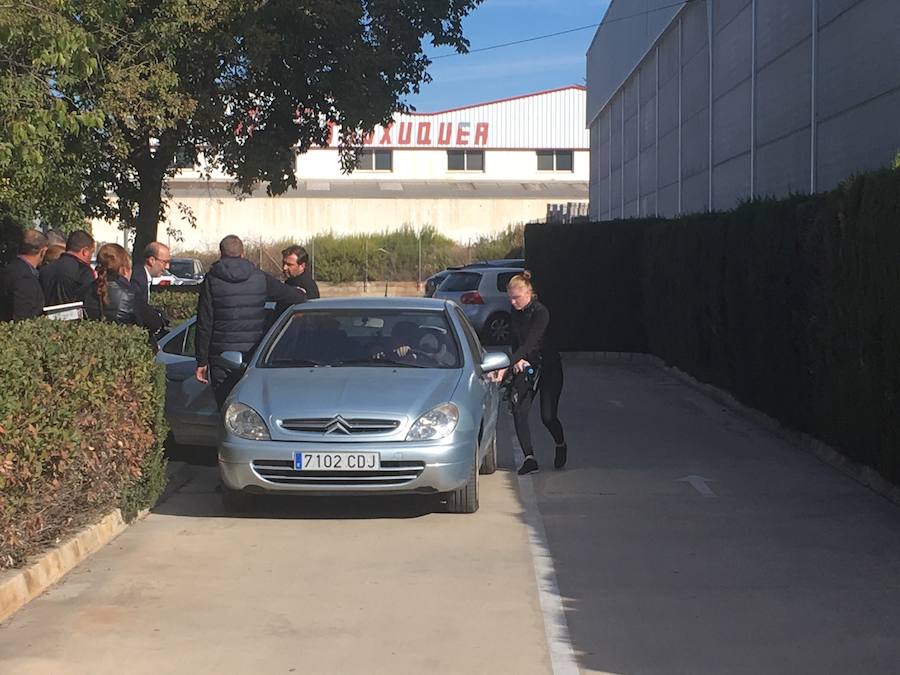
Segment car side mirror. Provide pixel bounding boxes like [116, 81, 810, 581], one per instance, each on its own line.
[220, 351, 244, 370]
[480, 351, 510, 373]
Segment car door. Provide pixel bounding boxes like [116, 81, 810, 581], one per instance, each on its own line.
[155, 318, 220, 446]
[454, 308, 500, 454]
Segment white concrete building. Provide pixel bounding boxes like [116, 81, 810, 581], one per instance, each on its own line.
[94, 86, 589, 250]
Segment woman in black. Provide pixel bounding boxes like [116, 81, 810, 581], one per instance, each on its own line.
[95, 243, 164, 335]
[494, 271, 567, 474]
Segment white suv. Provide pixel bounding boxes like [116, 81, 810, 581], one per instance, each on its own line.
[433, 266, 523, 345]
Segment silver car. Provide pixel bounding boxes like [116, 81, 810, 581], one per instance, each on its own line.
[432, 266, 523, 345]
[156, 298, 509, 513]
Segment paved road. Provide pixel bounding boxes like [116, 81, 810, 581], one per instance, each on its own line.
[0, 460, 549, 674]
[516, 360, 900, 675]
[3, 360, 900, 674]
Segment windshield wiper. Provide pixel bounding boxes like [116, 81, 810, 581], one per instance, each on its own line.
[267, 359, 328, 367]
[336, 357, 425, 368]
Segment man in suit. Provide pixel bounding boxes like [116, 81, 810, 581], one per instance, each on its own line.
[1, 229, 49, 321]
[39, 229, 100, 319]
[131, 241, 171, 303]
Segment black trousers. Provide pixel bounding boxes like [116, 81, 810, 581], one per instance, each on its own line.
[511, 355, 565, 458]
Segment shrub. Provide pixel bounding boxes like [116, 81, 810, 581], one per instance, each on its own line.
[151, 288, 199, 324]
[0, 320, 168, 568]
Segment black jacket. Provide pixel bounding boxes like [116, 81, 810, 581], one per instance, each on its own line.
[1, 257, 45, 321]
[195, 257, 306, 367]
[103, 274, 164, 333]
[285, 270, 320, 300]
[130, 266, 150, 304]
[40, 253, 101, 319]
[510, 299, 557, 365]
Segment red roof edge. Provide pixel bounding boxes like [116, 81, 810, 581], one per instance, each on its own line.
[404, 85, 587, 117]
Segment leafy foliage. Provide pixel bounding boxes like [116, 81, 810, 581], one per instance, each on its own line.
[526, 167, 900, 484]
[0, 320, 168, 568]
[2, 0, 483, 256]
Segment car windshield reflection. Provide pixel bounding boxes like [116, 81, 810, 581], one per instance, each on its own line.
[261, 309, 462, 369]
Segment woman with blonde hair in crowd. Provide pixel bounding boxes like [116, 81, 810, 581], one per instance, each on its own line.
[493, 271, 567, 475]
[41, 244, 66, 267]
[94, 243, 163, 333]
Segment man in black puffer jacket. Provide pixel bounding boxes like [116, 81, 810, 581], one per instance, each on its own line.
[195, 235, 306, 407]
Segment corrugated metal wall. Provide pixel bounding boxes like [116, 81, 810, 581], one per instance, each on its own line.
[587, 0, 900, 220]
[331, 87, 590, 150]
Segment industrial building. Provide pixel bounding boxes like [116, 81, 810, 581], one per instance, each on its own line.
[94, 86, 589, 249]
[586, 0, 900, 220]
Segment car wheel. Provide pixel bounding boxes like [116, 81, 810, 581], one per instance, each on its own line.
[222, 485, 256, 515]
[442, 446, 479, 514]
[479, 433, 497, 475]
[484, 313, 511, 345]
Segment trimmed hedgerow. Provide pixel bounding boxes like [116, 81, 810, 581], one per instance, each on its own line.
[0, 320, 167, 568]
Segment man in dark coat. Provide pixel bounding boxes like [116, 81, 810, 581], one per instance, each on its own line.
[131, 241, 171, 304]
[1, 229, 49, 321]
[39, 229, 100, 319]
[281, 244, 320, 299]
[195, 235, 306, 407]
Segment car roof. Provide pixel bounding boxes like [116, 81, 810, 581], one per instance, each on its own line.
[446, 266, 524, 275]
[287, 296, 453, 312]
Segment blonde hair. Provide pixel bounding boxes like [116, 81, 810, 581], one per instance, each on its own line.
[95, 243, 132, 307]
[506, 270, 534, 292]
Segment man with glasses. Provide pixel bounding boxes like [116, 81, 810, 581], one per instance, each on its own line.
[132, 241, 171, 303]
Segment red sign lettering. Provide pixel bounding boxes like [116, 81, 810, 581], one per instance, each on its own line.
[417, 122, 433, 145]
[398, 122, 413, 145]
[380, 124, 393, 145]
[474, 122, 489, 146]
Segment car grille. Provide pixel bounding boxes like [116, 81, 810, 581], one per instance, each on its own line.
[279, 417, 401, 435]
[251, 459, 426, 487]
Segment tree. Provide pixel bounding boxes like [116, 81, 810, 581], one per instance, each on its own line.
[0, 1, 105, 243]
[56, 0, 483, 257]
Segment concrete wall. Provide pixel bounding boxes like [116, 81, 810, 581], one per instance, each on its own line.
[587, 0, 900, 220]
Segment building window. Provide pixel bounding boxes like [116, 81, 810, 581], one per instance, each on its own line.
[171, 147, 196, 169]
[448, 150, 485, 172]
[537, 150, 574, 172]
[357, 149, 393, 171]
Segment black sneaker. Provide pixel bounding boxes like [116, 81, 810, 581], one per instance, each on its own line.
[554, 444, 568, 469]
[517, 456, 539, 475]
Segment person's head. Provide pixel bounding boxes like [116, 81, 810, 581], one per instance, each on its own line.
[507, 271, 535, 311]
[281, 244, 309, 279]
[65, 230, 95, 264]
[391, 320, 418, 346]
[142, 241, 171, 278]
[45, 229, 66, 248]
[219, 235, 244, 258]
[43, 244, 65, 266]
[95, 243, 132, 307]
[19, 229, 49, 265]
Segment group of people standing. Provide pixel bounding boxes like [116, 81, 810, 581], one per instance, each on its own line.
[0, 228, 173, 331]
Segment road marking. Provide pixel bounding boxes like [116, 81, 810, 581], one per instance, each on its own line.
[677, 475, 717, 497]
[510, 432, 580, 675]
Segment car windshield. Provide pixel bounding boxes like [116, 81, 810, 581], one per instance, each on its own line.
[261, 309, 462, 369]
[440, 272, 481, 292]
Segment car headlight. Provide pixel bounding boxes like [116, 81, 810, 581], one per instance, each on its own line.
[224, 402, 270, 441]
[406, 403, 459, 441]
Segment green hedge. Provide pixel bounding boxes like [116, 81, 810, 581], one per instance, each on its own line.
[152, 288, 199, 324]
[0, 321, 168, 568]
[526, 167, 900, 484]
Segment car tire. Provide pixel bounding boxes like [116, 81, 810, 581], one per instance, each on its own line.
[484, 312, 511, 346]
[222, 485, 256, 515]
[442, 447, 479, 514]
[479, 434, 497, 475]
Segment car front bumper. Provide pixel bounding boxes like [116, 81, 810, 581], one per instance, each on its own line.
[219, 434, 475, 496]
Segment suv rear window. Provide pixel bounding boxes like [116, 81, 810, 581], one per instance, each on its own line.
[496, 271, 520, 293]
[440, 272, 482, 292]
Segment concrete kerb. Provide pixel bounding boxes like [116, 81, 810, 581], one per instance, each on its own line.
[0, 460, 192, 624]
[564, 352, 900, 507]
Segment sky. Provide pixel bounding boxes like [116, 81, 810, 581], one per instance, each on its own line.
[406, 0, 613, 113]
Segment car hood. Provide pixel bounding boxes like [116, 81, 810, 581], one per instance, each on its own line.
[232, 367, 463, 441]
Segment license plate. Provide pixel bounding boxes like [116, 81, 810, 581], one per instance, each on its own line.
[293, 452, 380, 471]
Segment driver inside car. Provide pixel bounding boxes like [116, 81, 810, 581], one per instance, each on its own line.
[372, 321, 421, 362]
